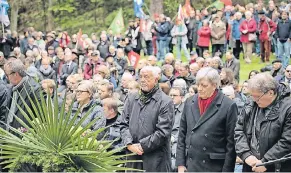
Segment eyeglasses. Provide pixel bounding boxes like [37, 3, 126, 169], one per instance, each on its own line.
[252, 91, 268, 102]
[169, 94, 180, 97]
[286, 70, 291, 73]
[76, 90, 89, 94]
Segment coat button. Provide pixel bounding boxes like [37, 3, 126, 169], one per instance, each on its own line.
[191, 131, 194, 134]
[203, 160, 206, 163]
[203, 147, 206, 151]
[205, 134, 208, 137]
[189, 145, 192, 148]
[190, 157, 192, 161]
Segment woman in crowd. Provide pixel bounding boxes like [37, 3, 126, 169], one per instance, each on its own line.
[72, 80, 105, 131]
[197, 20, 211, 57]
[248, 70, 259, 79]
[220, 68, 235, 88]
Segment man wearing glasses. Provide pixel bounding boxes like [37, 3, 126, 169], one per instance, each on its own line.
[235, 73, 291, 172]
[3, 59, 41, 130]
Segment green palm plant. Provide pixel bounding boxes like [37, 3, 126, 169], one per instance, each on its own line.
[0, 89, 137, 172]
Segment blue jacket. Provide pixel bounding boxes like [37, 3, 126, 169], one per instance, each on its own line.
[155, 21, 170, 41]
[232, 19, 244, 40]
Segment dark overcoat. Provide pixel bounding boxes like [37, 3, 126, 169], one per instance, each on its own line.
[119, 88, 174, 172]
[176, 91, 237, 172]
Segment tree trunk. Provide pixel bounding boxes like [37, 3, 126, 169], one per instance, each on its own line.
[47, 0, 54, 31]
[10, 0, 19, 32]
[150, 0, 163, 16]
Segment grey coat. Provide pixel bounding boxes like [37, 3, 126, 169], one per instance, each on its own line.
[211, 21, 226, 45]
[119, 88, 175, 172]
[60, 61, 78, 84]
[176, 91, 237, 172]
[224, 57, 240, 81]
[171, 24, 188, 45]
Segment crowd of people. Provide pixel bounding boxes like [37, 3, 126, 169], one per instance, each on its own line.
[0, 0, 291, 172]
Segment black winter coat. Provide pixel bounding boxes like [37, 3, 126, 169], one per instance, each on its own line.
[235, 83, 291, 172]
[119, 89, 174, 172]
[176, 91, 237, 172]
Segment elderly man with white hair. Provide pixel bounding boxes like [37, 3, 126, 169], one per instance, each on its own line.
[176, 67, 237, 172]
[116, 72, 134, 102]
[119, 66, 174, 172]
[235, 73, 291, 172]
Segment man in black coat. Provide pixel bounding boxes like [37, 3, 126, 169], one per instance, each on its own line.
[60, 51, 78, 85]
[4, 59, 41, 130]
[235, 73, 291, 172]
[119, 66, 174, 172]
[176, 67, 237, 172]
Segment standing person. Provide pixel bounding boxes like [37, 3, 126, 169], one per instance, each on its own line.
[155, 14, 170, 61]
[232, 12, 244, 59]
[258, 11, 277, 63]
[60, 51, 78, 85]
[197, 20, 211, 57]
[171, 18, 190, 60]
[83, 50, 104, 80]
[97, 33, 110, 60]
[224, 50, 240, 81]
[240, 11, 257, 64]
[276, 11, 291, 68]
[119, 66, 174, 172]
[235, 73, 291, 172]
[186, 10, 198, 52]
[169, 87, 185, 171]
[143, 15, 153, 56]
[176, 67, 237, 172]
[211, 16, 226, 57]
[4, 59, 41, 130]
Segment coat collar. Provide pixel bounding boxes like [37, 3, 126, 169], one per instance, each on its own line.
[191, 91, 224, 130]
[134, 88, 162, 102]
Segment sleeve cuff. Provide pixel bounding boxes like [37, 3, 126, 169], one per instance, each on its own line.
[241, 151, 253, 162]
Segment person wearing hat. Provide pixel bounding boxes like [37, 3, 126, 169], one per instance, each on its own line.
[45, 32, 59, 51]
[258, 10, 277, 63]
[83, 50, 104, 80]
[270, 59, 284, 78]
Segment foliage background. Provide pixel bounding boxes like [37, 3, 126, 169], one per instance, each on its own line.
[8, 0, 268, 35]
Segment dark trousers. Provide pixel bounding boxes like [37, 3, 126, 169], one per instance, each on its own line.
[145, 40, 153, 56]
[212, 44, 224, 57]
[187, 39, 194, 52]
[233, 40, 242, 59]
[260, 40, 271, 62]
[198, 46, 209, 57]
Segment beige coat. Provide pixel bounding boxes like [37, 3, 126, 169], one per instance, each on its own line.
[211, 20, 226, 45]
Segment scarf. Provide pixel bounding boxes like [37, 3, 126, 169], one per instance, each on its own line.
[39, 65, 53, 76]
[198, 90, 218, 115]
[139, 84, 159, 104]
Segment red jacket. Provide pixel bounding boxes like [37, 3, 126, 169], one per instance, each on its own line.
[239, 18, 257, 43]
[83, 59, 104, 80]
[197, 26, 211, 47]
[258, 17, 277, 41]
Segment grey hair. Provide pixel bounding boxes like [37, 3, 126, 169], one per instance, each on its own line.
[173, 79, 187, 90]
[78, 80, 95, 96]
[196, 67, 221, 88]
[122, 72, 134, 80]
[222, 85, 235, 98]
[140, 66, 160, 79]
[162, 64, 174, 73]
[5, 59, 27, 77]
[245, 11, 252, 17]
[248, 72, 278, 94]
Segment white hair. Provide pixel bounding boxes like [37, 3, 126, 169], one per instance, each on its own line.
[222, 86, 235, 99]
[122, 72, 134, 80]
[196, 67, 221, 88]
[248, 72, 279, 94]
[140, 66, 160, 79]
[245, 11, 252, 17]
[173, 79, 187, 90]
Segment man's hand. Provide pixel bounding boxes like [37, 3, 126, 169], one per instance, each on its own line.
[245, 155, 259, 167]
[252, 160, 267, 172]
[127, 144, 143, 155]
[178, 166, 187, 173]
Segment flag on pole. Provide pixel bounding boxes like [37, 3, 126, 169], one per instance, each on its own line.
[207, 0, 224, 10]
[128, 50, 141, 69]
[182, 0, 194, 18]
[76, 29, 83, 49]
[108, 9, 125, 35]
[134, 0, 144, 18]
[177, 4, 184, 21]
[0, 0, 10, 26]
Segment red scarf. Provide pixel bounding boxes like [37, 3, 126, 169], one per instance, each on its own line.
[198, 90, 218, 115]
